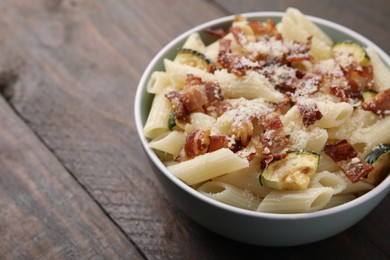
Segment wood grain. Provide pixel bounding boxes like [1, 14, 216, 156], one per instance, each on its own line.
[0, 0, 229, 259]
[0, 94, 142, 258]
[0, 0, 389, 259]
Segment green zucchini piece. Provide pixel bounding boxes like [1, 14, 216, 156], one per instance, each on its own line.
[332, 41, 369, 65]
[175, 48, 212, 70]
[260, 151, 320, 190]
[362, 90, 377, 102]
[168, 112, 176, 130]
[364, 144, 390, 185]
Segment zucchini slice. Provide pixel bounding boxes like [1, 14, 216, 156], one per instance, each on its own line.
[175, 48, 212, 70]
[168, 111, 176, 130]
[364, 144, 390, 185]
[332, 41, 369, 66]
[260, 151, 320, 190]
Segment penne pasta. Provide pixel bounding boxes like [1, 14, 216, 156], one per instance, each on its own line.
[214, 70, 285, 102]
[310, 171, 347, 194]
[185, 112, 216, 133]
[279, 8, 333, 60]
[164, 59, 214, 89]
[180, 33, 206, 53]
[323, 194, 356, 209]
[147, 71, 172, 94]
[214, 158, 273, 197]
[143, 93, 172, 139]
[366, 46, 390, 91]
[350, 116, 390, 154]
[167, 148, 249, 185]
[339, 178, 374, 195]
[256, 187, 334, 213]
[197, 181, 261, 210]
[149, 130, 186, 155]
[314, 101, 354, 128]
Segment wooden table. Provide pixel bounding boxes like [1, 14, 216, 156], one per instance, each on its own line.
[0, 0, 389, 259]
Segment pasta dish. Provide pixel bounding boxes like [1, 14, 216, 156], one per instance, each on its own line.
[142, 8, 390, 213]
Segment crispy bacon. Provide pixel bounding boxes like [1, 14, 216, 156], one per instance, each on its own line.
[260, 153, 288, 169]
[185, 130, 211, 159]
[260, 112, 289, 154]
[204, 28, 228, 38]
[205, 101, 231, 117]
[219, 39, 232, 52]
[362, 88, 390, 115]
[230, 26, 247, 46]
[324, 140, 374, 183]
[208, 135, 229, 152]
[217, 50, 261, 77]
[181, 86, 208, 113]
[204, 82, 223, 103]
[293, 72, 322, 98]
[165, 91, 187, 121]
[249, 19, 280, 38]
[328, 67, 362, 100]
[231, 120, 254, 147]
[166, 75, 224, 121]
[324, 139, 358, 161]
[329, 65, 373, 101]
[343, 65, 374, 91]
[183, 130, 228, 160]
[298, 102, 323, 127]
[329, 84, 361, 100]
[185, 73, 204, 86]
[260, 65, 299, 91]
[286, 37, 312, 65]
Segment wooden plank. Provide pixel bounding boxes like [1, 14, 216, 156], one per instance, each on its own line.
[0, 97, 143, 258]
[0, 0, 231, 259]
[213, 0, 390, 54]
[0, 0, 389, 259]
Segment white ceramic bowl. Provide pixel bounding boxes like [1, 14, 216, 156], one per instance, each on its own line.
[134, 12, 390, 246]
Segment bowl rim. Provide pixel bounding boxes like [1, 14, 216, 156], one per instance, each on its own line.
[134, 11, 390, 220]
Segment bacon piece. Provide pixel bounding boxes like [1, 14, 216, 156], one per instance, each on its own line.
[185, 73, 204, 86]
[184, 130, 211, 159]
[362, 88, 390, 115]
[249, 19, 280, 38]
[260, 153, 288, 169]
[183, 130, 228, 160]
[328, 67, 362, 100]
[204, 28, 228, 38]
[181, 86, 208, 113]
[166, 75, 224, 121]
[219, 39, 232, 52]
[204, 82, 223, 103]
[230, 26, 247, 46]
[186, 74, 223, 102]
[329, 84, 362, 100]
[324, 140, 374, 183]
[298, 102, 323, 127]
[165, 92, 187, 121]
[205, 101, 231, 117]
[208, 135, 228, 152]
[217, 50, 261, 77]
[260, 112, 289, 154]
[343, 65, 374, 91]
[329, 65, 373, 101]
[231, 120, 254, 147]
[286, 37, 312, 65]
[259, 65, 299, 91]
[293, 73, 322, 98]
